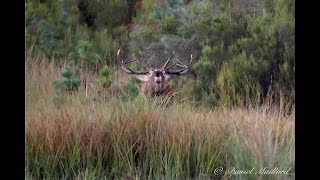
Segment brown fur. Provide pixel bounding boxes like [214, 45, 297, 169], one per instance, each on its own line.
[141, 81, 172, 97]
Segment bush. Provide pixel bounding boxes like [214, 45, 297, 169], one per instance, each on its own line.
[53, 67, 81, 92]
[95, 65, 114, 89]
[121, 76, 140, 98]
[160, 14, 178, 34]
[217, 52, 268, 106]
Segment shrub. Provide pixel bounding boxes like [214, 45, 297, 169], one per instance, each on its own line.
[160, 14, 178, 34]
[121, 76, 140, 98]
[217, 52, 268, 106]
[53, 67, 81, 92]
[95, 65, 114, 89]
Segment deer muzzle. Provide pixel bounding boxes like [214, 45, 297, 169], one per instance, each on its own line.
[155, 77, 161, 84]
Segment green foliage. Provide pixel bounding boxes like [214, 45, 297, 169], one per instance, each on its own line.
[166, 0, 182, 8]
[122, 0, 295, 107]
[193, 58, 215, 84]
[153, 4, 166, 20]
[160, 14, 178, 34]
[95, 65, 114, 88]
[81, 0, 131, 28]
[217, 53, 268, 106]
[121, 76, 140, 97]
[152, 0, 182, 20]
[60, 67, 75, 78]
[53, 67, 81, 92]
[99, 66, 110, 77]
[25, 30, 32, 50]
[184, 46, 219, 106]
[26, 0, 127, 66]
[130, 25, 158, 43]
[27, 0, 295, 107]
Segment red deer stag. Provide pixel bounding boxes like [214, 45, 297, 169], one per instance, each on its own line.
[117, 49, 193, 97]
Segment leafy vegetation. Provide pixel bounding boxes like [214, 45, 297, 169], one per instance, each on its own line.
[26, 0, 295, 178]
[95, 65, 114, 88]
[53, 67, 81, 92]
[26, 0, 295, 107]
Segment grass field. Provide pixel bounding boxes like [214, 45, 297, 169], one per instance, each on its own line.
[25, 56, 295, 179]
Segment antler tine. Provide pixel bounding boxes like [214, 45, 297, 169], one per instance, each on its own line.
[117, 48, 121, 61]
[176, 63, 186, 68]
[166, 57, 191, 70]
[190, 54, 194, 65]
[124, 53, 136, 64]
[166, 67, 190, 75]
[165, 54, 193, 75]
[143, 59, 153, 69]
[166, 62, 177, 70]
[117, 48, 137, 64]
[117, 48, 149, 75]
[162, 51, 175, 69]
[176, 59, 188, 68]
[176, 55, 193, 66]
[139, 51, 153, 69]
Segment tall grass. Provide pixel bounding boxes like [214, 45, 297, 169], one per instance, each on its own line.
[26, 56, 295, 179]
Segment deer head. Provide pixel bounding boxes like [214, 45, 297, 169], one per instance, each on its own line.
[117, 48, 193, 96]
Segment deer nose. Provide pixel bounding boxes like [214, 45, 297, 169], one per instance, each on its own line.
[156, 79, 161, 83]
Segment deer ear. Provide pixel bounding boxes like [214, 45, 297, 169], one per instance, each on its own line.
[134, 75, 150, 82]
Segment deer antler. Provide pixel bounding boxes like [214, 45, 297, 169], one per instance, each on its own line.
[117, 49, 150, 75]
[139, 50, 153, 69]
[161, 52, 175, 69]
[165, 54, 193, 75]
